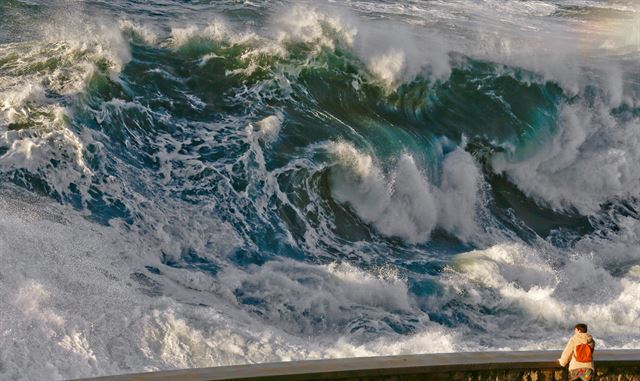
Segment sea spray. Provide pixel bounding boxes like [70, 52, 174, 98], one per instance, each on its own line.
[1, 1, 640, 380]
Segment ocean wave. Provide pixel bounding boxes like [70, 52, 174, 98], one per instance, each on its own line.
[2, 1, 640, 380]
[327, 141, 481, 243]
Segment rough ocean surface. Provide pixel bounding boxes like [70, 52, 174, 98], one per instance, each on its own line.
[0, 0, 639, 380]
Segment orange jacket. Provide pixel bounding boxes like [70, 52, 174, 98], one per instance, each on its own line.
[559, 332, 595, 370]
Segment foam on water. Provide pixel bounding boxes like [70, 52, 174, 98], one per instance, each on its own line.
[0, 191, 464, 380]
[2, 1, 640, 380]
[327, 142, 481, 243]
[443, 240, 640, 348]
[5, 190, 635, 380]
[493, 100, 640, 214]
[119, 19, 159, 45]
[0, 14, 131, 200]
[254, 114, 283, 144]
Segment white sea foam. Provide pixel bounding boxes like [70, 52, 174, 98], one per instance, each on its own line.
[0, 14, 132, 198]
[272, 5, 451, 90]
[3, 2, 640, 380]
[348, 0, 637, 101]
[1, 83, 46, 124]
[147, 0, 638, 98]
[443, 241, 640, 347]
[164, 5, 452, 90]
[366, 50, 406, 89]
[3, 188, 638, 381]
[216, 261, 415, 335]
[328, 142, 438, 243]
[261, 1, 638, 96]
[493, 101, 640, 214]
[1, 124, 93, 194]
[169, 19, 259, 48]
[436, 147, 482, 240]
[254, 114, 283, 144]
[39, 16, 132, 75]
[273, 6, 357, 49]
[0, 191, 461, 380]
[353, 22, 450, 89]
[119, 19, 159, 45]
[327, 142, 480, 243]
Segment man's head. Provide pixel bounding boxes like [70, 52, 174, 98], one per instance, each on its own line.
[574, 323, 588, 333]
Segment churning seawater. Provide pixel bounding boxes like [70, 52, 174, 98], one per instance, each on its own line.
[1, 0, 640, 379]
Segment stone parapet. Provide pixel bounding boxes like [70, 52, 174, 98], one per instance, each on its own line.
[69, 350, 640, 381]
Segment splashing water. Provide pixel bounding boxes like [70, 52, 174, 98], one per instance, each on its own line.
[1, 1, 640, 380]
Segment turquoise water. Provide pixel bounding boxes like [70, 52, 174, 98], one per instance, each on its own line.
[1, 1, 640, 379]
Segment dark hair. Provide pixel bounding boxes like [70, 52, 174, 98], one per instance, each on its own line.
[575, 323, 588, 333]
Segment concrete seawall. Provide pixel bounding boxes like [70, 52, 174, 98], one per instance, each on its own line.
[71, 350, 640, 381]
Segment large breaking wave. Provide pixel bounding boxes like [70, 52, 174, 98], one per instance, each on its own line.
[1, 0, 640, 379]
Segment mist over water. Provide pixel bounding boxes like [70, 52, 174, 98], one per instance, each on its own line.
[1, 0, 640, 379]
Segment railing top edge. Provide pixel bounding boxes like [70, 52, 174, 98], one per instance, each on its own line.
[69, 349, 640, 381]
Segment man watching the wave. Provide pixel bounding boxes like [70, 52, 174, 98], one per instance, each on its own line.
[559, 323, 596, 381]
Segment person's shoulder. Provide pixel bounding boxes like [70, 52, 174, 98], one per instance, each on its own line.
[574, 332, 595, 343]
